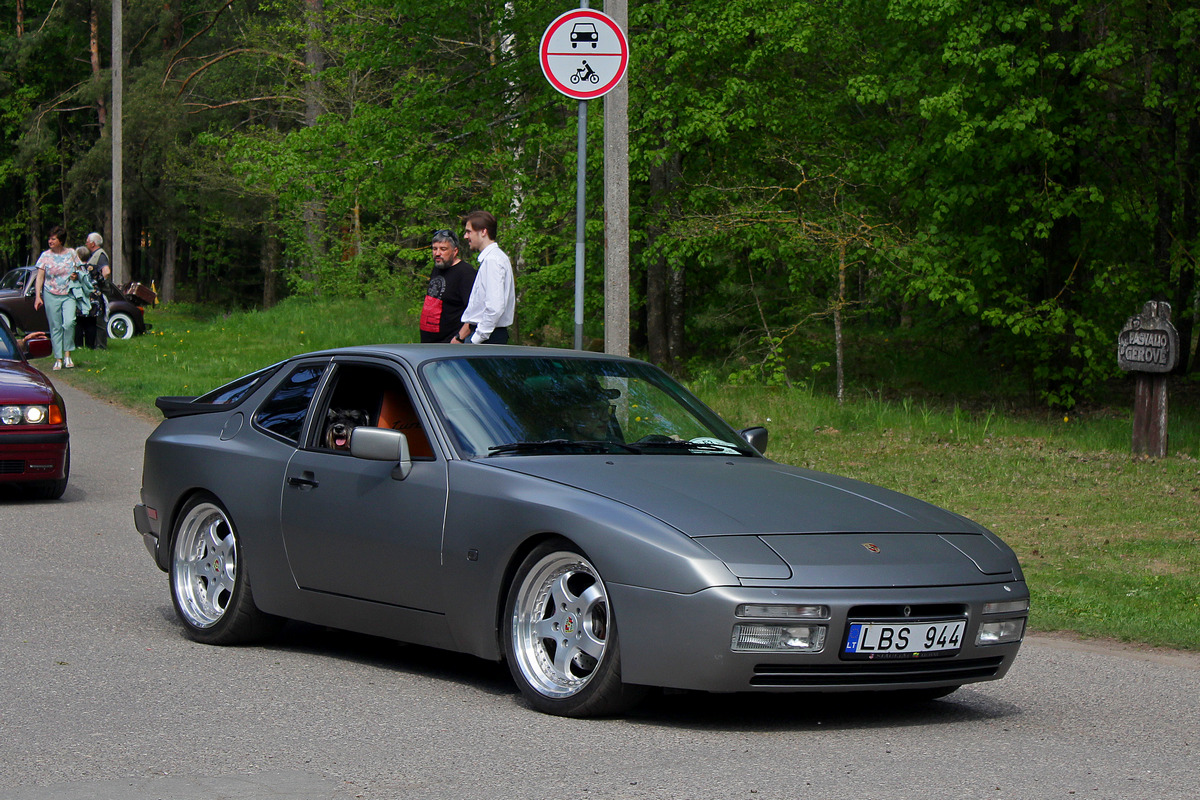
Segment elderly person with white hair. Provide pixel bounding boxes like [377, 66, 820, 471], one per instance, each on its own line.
[76, 231, 112, 349]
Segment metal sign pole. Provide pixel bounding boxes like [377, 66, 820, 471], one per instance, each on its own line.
[573, 0, 590, 351]
[574, 98, 587, 350]
[111, 0, 123, 285]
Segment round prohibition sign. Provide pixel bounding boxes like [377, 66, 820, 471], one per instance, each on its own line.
[540, 9, 629, 100]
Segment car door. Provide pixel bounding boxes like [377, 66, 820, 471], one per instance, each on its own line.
[0, 268, 48, 332]
[280, 358, 449, 612]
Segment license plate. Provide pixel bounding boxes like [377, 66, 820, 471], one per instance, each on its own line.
[843, 619, 966, 659]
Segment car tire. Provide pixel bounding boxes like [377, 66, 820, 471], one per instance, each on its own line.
[107, 311, 135, 340]
[169, 493, 280, 645]
[503, 539, 646, 717]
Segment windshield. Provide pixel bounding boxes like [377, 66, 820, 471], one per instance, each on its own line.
[423, 355, 755, 458]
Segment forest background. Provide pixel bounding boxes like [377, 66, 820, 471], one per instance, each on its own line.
[2, 0, 1198, 408]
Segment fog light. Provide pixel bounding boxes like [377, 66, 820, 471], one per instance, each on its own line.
[736, 604, 829, 619]
[732, 624, 826, 653]
[983, 599, 1029, 614]
[976, 619, 1025, 645]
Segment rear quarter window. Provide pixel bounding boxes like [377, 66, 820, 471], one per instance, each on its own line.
[253, 365, 326, 443]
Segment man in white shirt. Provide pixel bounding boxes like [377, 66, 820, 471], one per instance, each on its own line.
[455, 210, 516, 344]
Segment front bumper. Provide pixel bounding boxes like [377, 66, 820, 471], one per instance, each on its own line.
[0, 430, 69, 482]
[609, 581, 1028, 693]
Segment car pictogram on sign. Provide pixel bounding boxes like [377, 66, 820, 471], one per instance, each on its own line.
[570, 22, 598, 48]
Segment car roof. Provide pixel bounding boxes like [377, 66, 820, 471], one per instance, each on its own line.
[293, 344, 644, 369]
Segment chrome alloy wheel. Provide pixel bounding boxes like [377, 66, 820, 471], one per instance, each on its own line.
[172, 501, 238, 629]
[510, 551, 610, 699]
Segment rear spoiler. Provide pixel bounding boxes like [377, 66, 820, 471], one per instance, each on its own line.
[154, 396, 227, 419]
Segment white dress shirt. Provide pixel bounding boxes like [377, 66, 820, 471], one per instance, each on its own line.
[462, 241, 515, 343]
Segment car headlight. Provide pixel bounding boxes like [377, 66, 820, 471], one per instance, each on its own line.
[0, 404, 54, 425]
[976, 618, 1026, 645]
[732, 624, 827, 653]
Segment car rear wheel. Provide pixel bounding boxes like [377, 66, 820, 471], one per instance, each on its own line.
[107, 311, 135, 340]
[503, 540, 645, 717]
[170, 493, 279, 645]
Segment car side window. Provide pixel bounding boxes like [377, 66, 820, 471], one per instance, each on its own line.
[0, 268, 27, 290]
[312, 362, 435, 459]
[197, 365, 278, 406]
[253, 364, 326, 443]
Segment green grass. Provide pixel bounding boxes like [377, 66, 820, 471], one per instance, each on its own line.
[55, 299, 1200, 650]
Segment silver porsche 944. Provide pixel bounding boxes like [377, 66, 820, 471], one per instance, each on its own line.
[134, 345, 1028, 717]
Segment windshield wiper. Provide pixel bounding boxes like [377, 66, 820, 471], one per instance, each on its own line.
[628, 440, 751, 454]
[487, 439, 641, 456]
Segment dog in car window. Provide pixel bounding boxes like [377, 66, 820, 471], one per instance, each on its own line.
[325, 408, 369, 451]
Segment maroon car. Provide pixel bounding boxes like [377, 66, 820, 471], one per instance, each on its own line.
[0, 266, 151, 340]
[0, 319, 70, 499]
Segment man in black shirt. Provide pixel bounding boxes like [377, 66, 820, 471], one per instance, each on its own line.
[419, 229, 477, 343]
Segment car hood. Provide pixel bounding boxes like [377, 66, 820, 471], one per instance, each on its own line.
[0, 360, 57, 403]
[486, 455, 1019, 587]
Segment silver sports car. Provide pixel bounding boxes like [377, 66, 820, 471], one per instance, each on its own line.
[134, 345, 1028, 716]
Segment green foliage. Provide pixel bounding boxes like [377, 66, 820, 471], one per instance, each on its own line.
[2, 0, 1197, 403]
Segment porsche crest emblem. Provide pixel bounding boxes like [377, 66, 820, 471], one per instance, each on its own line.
[862, 543, 881, 553]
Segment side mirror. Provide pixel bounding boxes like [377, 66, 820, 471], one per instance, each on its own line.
[24, 333, 52, 360]
[350, 426, 413, 480]
[738, 426, 769, 455]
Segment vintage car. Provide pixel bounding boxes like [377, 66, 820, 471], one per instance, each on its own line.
[0, 319, 69, 499]
[134, 346, 1028, 716]
[0, 266, 151, 340]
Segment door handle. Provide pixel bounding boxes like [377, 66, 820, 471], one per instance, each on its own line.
[286, 472, 319, 490]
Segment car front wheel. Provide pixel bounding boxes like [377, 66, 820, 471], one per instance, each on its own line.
[169, 493, 279, 645]
[503, 540, 645, 717]
[107, 311, 135, 340]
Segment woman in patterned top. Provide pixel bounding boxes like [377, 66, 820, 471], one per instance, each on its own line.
[33, 225, 85, 370]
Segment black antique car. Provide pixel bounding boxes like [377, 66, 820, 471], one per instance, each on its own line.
[0, 266, 152, 340]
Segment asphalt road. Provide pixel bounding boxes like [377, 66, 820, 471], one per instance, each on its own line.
[1, 379, 1197, 800]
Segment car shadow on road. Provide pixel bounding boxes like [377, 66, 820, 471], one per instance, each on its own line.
[624, 685, 1023, 732]
[209, 617, 1022, 729]
[149, 605, 1022, 729]
[263, 619, 519, 698]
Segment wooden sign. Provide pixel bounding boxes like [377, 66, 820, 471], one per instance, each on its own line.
[1118, 301, 1179, 373]
[1118, 301, 1176, 458]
